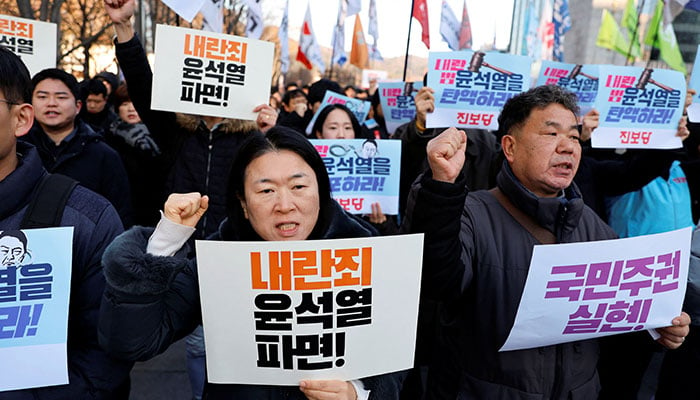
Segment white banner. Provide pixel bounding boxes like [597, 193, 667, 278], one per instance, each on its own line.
[0, 15, 56, 76]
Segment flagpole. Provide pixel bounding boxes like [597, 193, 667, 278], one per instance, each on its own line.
[330, 35, 336, 80]
[403, 0, 416, 82]
[625, 0, 646, 65]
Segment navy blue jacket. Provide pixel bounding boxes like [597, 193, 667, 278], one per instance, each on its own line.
[20, 121, 133, 228]
[0, 142, 132, 399]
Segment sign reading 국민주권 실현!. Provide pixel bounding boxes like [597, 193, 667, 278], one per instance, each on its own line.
[592, 65, 686, 150]
[536, 60, 599, 119]
[151, 24, 273, 121]
[195, 234, 423, 385]
[310, 139, 401, 215]
[0, 14, 56, 76]
[501, 227, 691, 352]
[426, 51, 531, 130]
[0, 227, 72, 392]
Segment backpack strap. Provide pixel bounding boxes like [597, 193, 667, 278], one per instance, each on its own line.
[490, 187, 556, 245]
[20, 174, 78, 229]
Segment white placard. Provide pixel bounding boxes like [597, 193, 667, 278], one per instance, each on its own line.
[196, 234, 423, 385]
[0, 15, 56, 76]
[152, 24, 274, 121]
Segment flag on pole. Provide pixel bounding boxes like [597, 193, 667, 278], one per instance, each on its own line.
[297, 3, 326, 73]
[332, 0, 348, 66]
[243, 0, 263, 39]
[552, 0, 571, 61]
[368, 0, 383, 61]
[522, 0, 540, 58]
[200, 0, 223, 33]
[622, 0, 639, 32]
[538, 0, 554, 60]
[161, 0, 205, 22]
[596, 8, 639, 60]
[413, 0, 430, 49]
[645, 0, 686, 72]
[346, 0, 361, 16]
[279, 0, 290, 74]
[440, 0, 460, 51]
[459, 0, 472, 49]
[350, 14, 369, 69]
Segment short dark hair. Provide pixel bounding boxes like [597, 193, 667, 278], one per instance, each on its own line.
[86, 78, 108, 98]
[225, 127, 333, 240]
[0, 46, 32, 105]
[282, 89, 308, 106]
[32, 68, 81, 101]
[311, 103, 363, 139]
[307, 79, 342, 105]
[498, 85, 579, 138]
[0, 230, 28, 251]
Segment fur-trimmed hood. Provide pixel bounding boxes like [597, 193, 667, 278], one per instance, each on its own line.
[174, 113, 258, 135]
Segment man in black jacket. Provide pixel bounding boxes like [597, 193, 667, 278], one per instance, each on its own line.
[19, 68, 133, 228]
[404, 85, 690, 399]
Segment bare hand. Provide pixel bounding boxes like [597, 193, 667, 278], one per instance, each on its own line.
[254, 104, 278, 133]
[677, 115, 690, 141]
[163, 193, 209, 228]
[414, 86, 435, 129]
[655, 312, 690, 350]
[580, 109, 599, 142]
[104, 0, 135, 25]
[299, 380, 357, 400]
[368, 202, 387, 224]
[426, 127, 467, 183]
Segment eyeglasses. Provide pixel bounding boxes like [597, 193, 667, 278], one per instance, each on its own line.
[0, 99, 18, 106]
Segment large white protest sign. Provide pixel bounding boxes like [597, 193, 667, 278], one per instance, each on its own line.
[0, 227, 72, 392]
[152, 24, 273, 121]
[501, 227, 692, 352]
[0, 15, 56, 76]
[688, 44, 700, 123]
[196, 234, 423, 385]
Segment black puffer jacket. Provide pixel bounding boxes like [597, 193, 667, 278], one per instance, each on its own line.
[99, 201, 404, 399]
[405, 162, 617, 400]
[115, 34, 258, 238]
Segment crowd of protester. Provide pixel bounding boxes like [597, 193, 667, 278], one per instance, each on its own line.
[1, 0, 700, 398]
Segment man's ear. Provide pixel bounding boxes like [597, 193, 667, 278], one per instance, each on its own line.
[501, 134, 516, 164]
[14, 104, 34, 138]
[75, 99, 82, 115]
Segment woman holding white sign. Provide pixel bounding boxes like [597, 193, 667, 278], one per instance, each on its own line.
[98, 127, 403, 399]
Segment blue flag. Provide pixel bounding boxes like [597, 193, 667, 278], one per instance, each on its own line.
[553, 0, 571, 61]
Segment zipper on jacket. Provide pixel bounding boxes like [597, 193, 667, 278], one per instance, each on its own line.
[202, 130, 214, 234]
[551, 344, 564, 399]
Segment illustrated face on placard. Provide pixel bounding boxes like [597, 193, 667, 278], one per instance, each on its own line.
[0, 231, 28, 267]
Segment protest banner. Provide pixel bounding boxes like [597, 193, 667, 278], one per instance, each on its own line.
[0, 227, 72, 392]
[310, 139, 401, 215]
[196, 234, 424, 384]
[0, 15, 56, 76]
[377, 81, 423, 134]
[536, 60, 599, 118]
[687, 44, 700, 122]
[592, 65, 686, 149]
[360, 69, 388, 89]
[501, 227, 691, 352]
[151, 24, 273, 121]
[426, 51, 530, 130]
[306, 91, 371, 136]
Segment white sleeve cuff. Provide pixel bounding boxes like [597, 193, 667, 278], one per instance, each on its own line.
[146, 212, 197, 256]
[350, 379, 370, 400]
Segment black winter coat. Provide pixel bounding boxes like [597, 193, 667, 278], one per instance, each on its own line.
[115, 34, 258, 239]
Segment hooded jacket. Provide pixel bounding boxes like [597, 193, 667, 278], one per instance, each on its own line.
[98, 201, 405, 399]
[405, 162, 617, 400]
[114, 34, 258, 239]
[0, 142, 132, 399]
